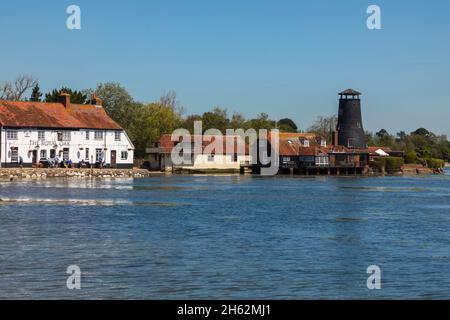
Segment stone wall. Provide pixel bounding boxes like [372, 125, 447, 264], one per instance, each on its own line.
[0, 168, 156, 181]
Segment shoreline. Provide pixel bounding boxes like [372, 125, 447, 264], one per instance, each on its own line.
[0, 167, 445, 181]
[0, 168, 162, 181]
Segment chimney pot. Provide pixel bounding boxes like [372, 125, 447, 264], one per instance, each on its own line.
[91, 95, 102, 106]
[58, 93, 71, 110]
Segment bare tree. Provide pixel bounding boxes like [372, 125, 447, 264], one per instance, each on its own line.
[0, 82, 12, 100]
[308, 115, 338, 142]
[0, 75, 38, 101]
[159, 90, 185, 114]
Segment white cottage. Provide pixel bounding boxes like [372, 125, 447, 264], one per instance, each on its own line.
[146, 134, 252, 172]
[0, 94, 134, 168]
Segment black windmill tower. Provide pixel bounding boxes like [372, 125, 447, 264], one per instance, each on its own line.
[336, 89, 366, 148]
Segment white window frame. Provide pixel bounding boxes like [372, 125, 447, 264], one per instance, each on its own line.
[85, 148, 90, 161]
[121, 151, 128, 160]
[62, 131, 71, 141]
[38, 131, 45, 140]
[115, 131, 121, 141]
[40, 149, 47, 160]
[94, 131, 103, 140]
[95, 148, 103, 162]
[86, 131, 90, 140]
[11, 147, 18, 162]
[6, 130, 18, 140]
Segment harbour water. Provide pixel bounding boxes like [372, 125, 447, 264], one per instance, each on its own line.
[0, 170, 449, 299]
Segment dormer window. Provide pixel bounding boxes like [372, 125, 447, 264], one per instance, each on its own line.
[303, 139, 310, 147]
[321, 140, 327, 147]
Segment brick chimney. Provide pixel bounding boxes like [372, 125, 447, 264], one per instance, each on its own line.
[91, 95, 102, 106]
[332, 130, 339, 146]
[58, 93, 71, 110]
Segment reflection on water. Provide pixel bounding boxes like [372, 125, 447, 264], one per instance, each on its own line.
[0, 171, 450, 299]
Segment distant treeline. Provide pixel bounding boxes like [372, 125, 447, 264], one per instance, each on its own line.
[1, 75, 449, 162]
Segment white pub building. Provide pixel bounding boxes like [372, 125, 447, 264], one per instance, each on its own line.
[0, 94, 134, 168]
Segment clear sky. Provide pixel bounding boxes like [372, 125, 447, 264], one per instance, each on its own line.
[1, 0, 449, 136]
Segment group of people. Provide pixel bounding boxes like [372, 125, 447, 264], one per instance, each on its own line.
[39, 156, 105, 169]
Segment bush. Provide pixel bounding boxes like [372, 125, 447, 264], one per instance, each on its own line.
[404, 151, 417, 164]
[424, 158, 444, 169]
[372, 157, 386, 171]
[385, 157, 404, 173]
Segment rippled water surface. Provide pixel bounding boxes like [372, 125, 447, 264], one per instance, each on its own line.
[1, 170, 450, 299]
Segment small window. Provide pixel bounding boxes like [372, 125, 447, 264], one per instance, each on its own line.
[96, 148, 103, 162]
[63, 131, 71, 141]
[6, 131, 18, 140]
[11, 147, 18, 162]
[57, 132, 63, 141]
[38, 131, 45, 140]
[121, 151, 128, 160]
[95, 131, 103, 140]
[207, 155, 215, 162]
[321, 140, 327, 147]
[283, 157, 291, 162]
[86, 131, 90, 140]
[115, 131, 121, 141]
[40, 149, 47, 160]
[85, 148, 90, 161]
[303, 140, 310, 147]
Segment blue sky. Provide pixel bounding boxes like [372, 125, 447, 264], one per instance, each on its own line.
[1, 0, 449, 136]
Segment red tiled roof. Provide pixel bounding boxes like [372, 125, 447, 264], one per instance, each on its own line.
[298, 146, 329, 156]
[279, 139, 302, 156]
[155, 134, 250, 155]
[0, 100, 122, 130]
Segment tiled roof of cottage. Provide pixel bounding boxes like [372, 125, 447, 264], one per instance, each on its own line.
[155, 134, 250, 155]
[0, 100, 122, 130]
[278, 138, 329, 156]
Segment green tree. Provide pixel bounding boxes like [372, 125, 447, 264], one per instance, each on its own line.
[181, 114, 203, 133]
[45, 87, 87, 104]
[30, 83, 42, 102]
[92, 82, 136, 129]
[405, 150, 417, 164]
[230, 112, 247, 130]
[202, 107, 229, 133]
[131, 101, 183, 157]
[278, 118, 298, 132]
[248, 113, 276, 131]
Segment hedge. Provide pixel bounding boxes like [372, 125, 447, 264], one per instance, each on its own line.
[373, 157, 404, 174]
[385, 157, 404, 173]
[423, 158, 445, 169]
